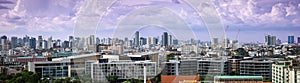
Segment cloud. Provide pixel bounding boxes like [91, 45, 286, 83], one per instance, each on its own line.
[214, 0, 300, 27]
[0, 0, 82, 34]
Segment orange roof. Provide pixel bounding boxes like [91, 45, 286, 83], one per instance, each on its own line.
[161, 75, 199, 83]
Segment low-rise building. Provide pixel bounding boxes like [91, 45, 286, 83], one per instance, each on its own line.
[163, 60, 197, 76]
[91, 60, 156, 82]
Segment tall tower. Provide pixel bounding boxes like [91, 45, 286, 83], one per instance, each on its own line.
[288, 36, 294, 44]
[1, 36, 7, 51]
[162, 32, 168, 47]
[11, 36, 18, 48]
[135, 31, 139, 47]
[37, 36, 43, 49]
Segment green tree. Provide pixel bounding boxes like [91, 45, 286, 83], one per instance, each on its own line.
[235, 48, 249, 56]
[106, 75, 118, 83]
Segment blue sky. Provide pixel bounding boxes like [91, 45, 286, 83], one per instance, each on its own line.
[0, 0, 299, 43]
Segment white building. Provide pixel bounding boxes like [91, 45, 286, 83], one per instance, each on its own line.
[272, 61, 300, 83]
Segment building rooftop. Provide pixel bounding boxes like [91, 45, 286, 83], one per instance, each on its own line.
[214, 76, 263, 79]
[17, 56, 46, 59]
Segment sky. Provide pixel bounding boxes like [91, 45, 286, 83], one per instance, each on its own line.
[0, 0, 299, 43]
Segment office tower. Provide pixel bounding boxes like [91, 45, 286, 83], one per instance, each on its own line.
[1, 36, 7, 51]
[288, 36, 294, 44]
[29, 37, 36, 49]
[135, 31, 139, 47]
[37, 36, 43, 49]
[168, 35, 172, 46]
[89, 35, 95, 45]
[17, 38, 23, 47]
[265, 35, 270, 45]
[42, 40, 47, 49]
[162, 32, 168, 47]
[47, 37, 53, 49]
[271, 36, 276, 45]
[11, 36, 18, 48]
[69, 36, 74, 48]
[265, 35, 276, 45]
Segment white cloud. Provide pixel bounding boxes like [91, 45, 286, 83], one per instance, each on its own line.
[214, 0, 300, 27]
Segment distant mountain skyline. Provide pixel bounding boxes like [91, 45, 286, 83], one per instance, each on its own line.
[0, 0, 299, 43]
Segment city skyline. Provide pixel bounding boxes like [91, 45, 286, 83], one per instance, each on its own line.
[0, 0, 300, 43]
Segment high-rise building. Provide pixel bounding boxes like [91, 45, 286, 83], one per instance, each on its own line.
[140, 37, 146, 45]
[11, 36, 18, 48]
[288, 36, 295, 44]
[69, 36, 74, 48]
[42, 40, 47, 49]
[168, 35, 172, 46]
[1, 36, 7, 51]
[265, 35, 276, 45]
[29, 37, 36, 49]
[162, 32, 168, 47]
[47, 37, 53, 49]
[37, 36, 43, 49]
[271, 36, 276, 45]
[135, 31, 139, 47]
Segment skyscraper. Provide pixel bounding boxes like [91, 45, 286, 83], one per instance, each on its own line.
[1, 36, 7, 51]
[168, 35, 172, 46]
[69, 36, 74, 48]
[265, 35, 276, 45]
[271, 36, 276, 45]
[47, 37, 53, 49]
[11, 36, 18, 48]
[140, 37, 146, 45]
[37, 36, 43, 49]
[29, 37, 36, 49]
[135, 31, 139, 47]
[288, 36, 294, 44]
[162, 32, 168, 47]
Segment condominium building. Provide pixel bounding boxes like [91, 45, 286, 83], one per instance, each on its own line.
[272, 61, 300, 83]
[240, 60, 273, 80]
[91, 60, 156, 82]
